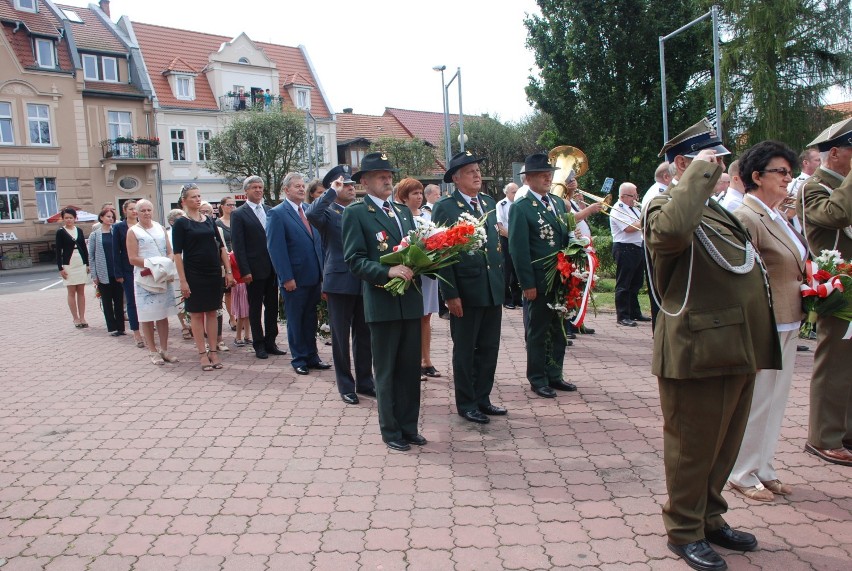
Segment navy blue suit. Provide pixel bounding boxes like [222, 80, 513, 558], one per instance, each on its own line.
[306, 189, 374, 395]
[267, 200, 324, 369]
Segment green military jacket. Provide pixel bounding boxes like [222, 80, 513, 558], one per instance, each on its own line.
[797, 166, 852, 258]
[644, 160, 782, 380]
[342, 198, 423, 323]
[431, 190, 503, 306]
[508, 190, 571, 293]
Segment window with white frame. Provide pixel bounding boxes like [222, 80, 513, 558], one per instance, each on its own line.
[314, 135, 327, 165]
[35, 38, 55, 69]
[350, 148, 365, 168]
[15, 0, 37, 13]
[102, 57, 118, 82]
[196, 130, 211, 162]
[296, 89, 310, 109]
[107, 111, 132, 140]
[170, 129, 186, 161]
[27, 103, 51, 145]
[0, 177, 22, 221]
[35, 177, 58, 220]
[176, 76, 194, 100]
[0, 102, 13, 145]
[82, 54, 98, 80]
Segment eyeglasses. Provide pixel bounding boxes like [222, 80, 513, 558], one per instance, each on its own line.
[760, 168, 794, 178]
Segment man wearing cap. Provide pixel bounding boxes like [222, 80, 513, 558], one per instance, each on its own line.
[797, 118, 852, 467]
[267, 173, 330, 375]
[342, 152, 426, 452]
[306, 165, 375, 405]
[432, 151, 507, 424]
[646, 119, 781, 570]
[509, 153, 578, 399]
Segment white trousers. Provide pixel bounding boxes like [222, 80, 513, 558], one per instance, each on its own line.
[729, 329, 798, 487]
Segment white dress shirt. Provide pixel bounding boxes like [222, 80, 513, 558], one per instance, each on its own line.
[609, 200, 643, 245]
[641, 181, 667, 211]
[719, 188, 745, 212]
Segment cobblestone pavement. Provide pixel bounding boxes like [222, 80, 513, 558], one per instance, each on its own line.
[0, 289, 848, 570]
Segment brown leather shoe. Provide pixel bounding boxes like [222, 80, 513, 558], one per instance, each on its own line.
[728, 482, 774, 502]
[805, 443, 852, 466]
[760, 479, 792, 495]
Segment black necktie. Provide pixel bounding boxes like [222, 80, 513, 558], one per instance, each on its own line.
[541, 195, 551, 210]
[470, 197, 481, 214]
[382, 201, 394, 218]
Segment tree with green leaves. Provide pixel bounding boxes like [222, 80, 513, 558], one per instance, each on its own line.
[206, 109, 308, 202]
[368, 137, 437, 181]
[449, 116, 525, 197]
[525, 0, 714, 194]
[714, 0, 851, 152]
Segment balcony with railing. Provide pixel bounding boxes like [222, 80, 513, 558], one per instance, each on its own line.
[219, 94, 286, 112]
[100, 138, 160, 160]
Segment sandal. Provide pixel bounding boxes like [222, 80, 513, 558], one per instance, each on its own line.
[422, 366, 442, 378]
[199, 351, 214, 372]
[159, 350, 179, 364]
[208, 349, 224, 369]
[217, 341, 230, 352]
[760, 479, 792, 495]
[150, 351, 165, 366]
[182, 326, 193, 340]
[74, 323, 84, 329]
[728, 482, 774, 502]
[136, 339, 146, 348]
[80, 322, 89, 328]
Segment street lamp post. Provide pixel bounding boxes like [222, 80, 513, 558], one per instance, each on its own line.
[433, 65, 465, 191]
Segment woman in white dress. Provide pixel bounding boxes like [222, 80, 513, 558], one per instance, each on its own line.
[126, 199, 179, 365]
[396, 178, 441, 380]
[55, 207, 90, 327]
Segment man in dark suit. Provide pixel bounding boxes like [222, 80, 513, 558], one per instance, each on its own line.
[230, 175, 286, 359]
[646, 119, 781, 571]
[342, 152, 425, 452]
[432, 151, 506, 424]
[267, 172, 330, 375]
[306, 165, 375, 404]
[508, 153, 578, 399]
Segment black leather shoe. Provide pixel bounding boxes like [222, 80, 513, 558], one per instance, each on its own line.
[386, 439, 411, 451]
[356, 387, 376, 397]
[705, 525, 757, 552]
[403, 434, 427, 446]
[294, 366, 309, 375]
[459, 410, 490, 424]
[618, 318, 637, 327]
[633, 315, 652, 322]
[254, 348, 269, 359]
[265, 345, 287, 355]
[478, 404, 507, 416]
[667, 540, 726, 571]
[566, 332, 577, 339]
[566, 339, 573, 346]
[796, 345, 809, 352]
[533, 386, 557, 398]
[310, 360, 332, 370]
[503, 303, 516, 310]
[341, 393, 359, 405]
[550, 379, 577, 392]
[579, 326, 595, 334]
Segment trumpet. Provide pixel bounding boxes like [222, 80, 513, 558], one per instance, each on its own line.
[574, 189, 640, 228]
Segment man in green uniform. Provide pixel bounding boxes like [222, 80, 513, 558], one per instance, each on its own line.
[508, 153, 578, 398]
[645, 119, 782, 571]
[342, 152, 425, 452]
[797, 117, 852, 467]
[431, 151, 507, 424]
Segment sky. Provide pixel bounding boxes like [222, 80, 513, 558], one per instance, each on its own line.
[58, 0, 543, 123]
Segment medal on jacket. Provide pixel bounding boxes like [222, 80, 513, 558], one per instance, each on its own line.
[376, 231, 388, 251]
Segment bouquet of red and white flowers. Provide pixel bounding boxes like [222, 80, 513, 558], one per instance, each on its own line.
[537, 234, 598, 341]
[800, 249, 852, 339]
[379, 212, 487, 295]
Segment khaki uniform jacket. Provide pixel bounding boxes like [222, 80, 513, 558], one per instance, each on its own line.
[796, 167, 852, 258]
[342, 199, 422, 323]
[644, 160, 782, 379]
[431, 190, 503, 306]
[734, 195, 807, 325]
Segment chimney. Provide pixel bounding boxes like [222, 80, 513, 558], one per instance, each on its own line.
[99, 0, 111, 17]
[342, 108, 353, 114]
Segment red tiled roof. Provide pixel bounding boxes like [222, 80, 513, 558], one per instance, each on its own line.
[164, 56, 197, 74]
[0, 21, 73, 73]
[0, 0, 61, 37]
[132, 21, 331, 116]
[826, 101, 852, 117]
[384, 107, 460, 148]
[282, 72, 312, 87]
[336, 112, 411, 144]
[56, 3, 124, 54]
[83, 80, 145, 97]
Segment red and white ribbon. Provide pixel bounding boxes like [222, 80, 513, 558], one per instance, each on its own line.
[800, 260, 845, 298]
[570, 245, 598, 328]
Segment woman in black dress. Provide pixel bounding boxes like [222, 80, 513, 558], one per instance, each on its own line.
[173, 184, 235, 370]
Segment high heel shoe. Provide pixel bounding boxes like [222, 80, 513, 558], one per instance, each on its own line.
[200, 351, 214, 371]
[150, 351, 165, 365]
[159, 350, 179, 363]
[208, 349, 224, 369]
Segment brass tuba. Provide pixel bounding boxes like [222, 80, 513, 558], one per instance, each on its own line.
[548, 145, 589, 198]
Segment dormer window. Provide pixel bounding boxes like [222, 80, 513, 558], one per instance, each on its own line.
[81, 54, 120, 82]
[15, 0, 37, 13]
[103, 57, 118, 82]
[35, 38, 55, 69]
[175, 76, 194, 100]
[296, 89, 310, 110]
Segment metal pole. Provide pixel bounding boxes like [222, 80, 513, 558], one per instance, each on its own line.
[711, 4, 723, 138]
[305, 109, 313, 179]
[659, 37, 668, 143]
[441, 69, 451, 169]
[456, 67, 465, 152]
